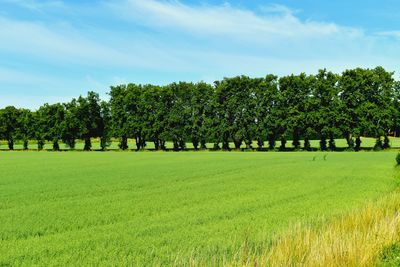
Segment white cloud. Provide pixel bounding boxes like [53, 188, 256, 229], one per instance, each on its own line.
[104, 0, 400, 74]
[0, 16, 189, 71]
[0, 1, 392, 76]
[0, 67, 109, 109]
[1, 0, 400, 109]
[376, 31, 400, 39]
[112, 0, 362, 43]
[0, 17, 131, 66]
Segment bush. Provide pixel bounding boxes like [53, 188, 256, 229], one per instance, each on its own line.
[396, 153, 400, 165]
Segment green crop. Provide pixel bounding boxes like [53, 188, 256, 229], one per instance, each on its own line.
[0, 152, 397, 265]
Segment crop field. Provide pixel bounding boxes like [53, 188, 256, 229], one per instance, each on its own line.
[0, 152, 399, 265]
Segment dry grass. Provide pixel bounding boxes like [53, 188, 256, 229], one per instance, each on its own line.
[172, 176, 400, 267]
[174, 190, 400, 267]
[241, 191, 400, 267]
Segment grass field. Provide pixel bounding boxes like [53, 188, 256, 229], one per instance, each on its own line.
[0, 152, 399, 265]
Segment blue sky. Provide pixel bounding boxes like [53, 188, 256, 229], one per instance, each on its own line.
[1, 0, 400, 109]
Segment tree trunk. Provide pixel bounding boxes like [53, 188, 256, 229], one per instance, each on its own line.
[84, 137, 91, 151]
[100, 136, 107, 151]
[135, 136, 141, 150]
[8, 138, 14, 150]
[179, 139, 186, 150]
[355, 136, 361, 151]
[222, 132, 230, 150]
[233, 139, 242, 149]
[383, 135, 390, 149]
[119, 136, 128, 150]
[141, 138, 146, 150]
[200, 140, 207, 150]
[245, 140, 252, 149]
[346, 133, 354, 149]
[173, 140, 179, 151]
[37, 139, 44, 150]
[280, 138, 286, 150]
[23, 140, 28, 150]
[153, 140, 159, 150]
[328, 136, 336, 151]
[53, 140, 60, 151]
[292, 131, 300, 149]
[320, 137, 327, 151]
[304, 137, 311, 151]
[213, 143, 220, 150]
[257, 138, 263, 150]
[192, 138, 199, 150]
[135, 135, 145, 150]
[374, 137, 383, 151]
[68, 139, 76, 149]
[268, 136, 275, 150]
[160, 140, 166, 150]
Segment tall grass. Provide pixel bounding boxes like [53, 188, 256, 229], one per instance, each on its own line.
[233, 191, 400, 267]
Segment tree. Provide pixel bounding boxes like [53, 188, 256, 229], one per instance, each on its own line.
[0, 112, 3, 149]
[33, 110, 46, 150]
[100, 100, 111, 150]
[339, 67, 395, 151]
[124, 84, 146, 150]
[215, 76, 257, 150]
[141, 84, 169, 150]
[0, 106, 20, 150]
[76, 92, 103, 151]
[278, 74, 313, 150]
[393, 81, 400, 137]
[37, 103, 65, 151]
[62, 99, 80, 149]
[165, 82, 192, 150]
[110, 85, 130, 150]
[16, 109, 35, 150]
[311, 69, 341, 151]
[1, 66, 399, 153]
[368, 67, 395, 149]
[189, 82, 213, 150]
[339, 68, 366, 150]
[259, 75, 280, 150]
[205, 85, 223, 150]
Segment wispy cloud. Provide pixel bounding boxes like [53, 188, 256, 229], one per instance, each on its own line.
[1, 0, 400, 108]
[0, 17, 130, 66]
[376, 31, 400, 39]
[0, 16, 191, 71]
[111, 0, 362, 43]
[104, 1, 400, 74]
[2, 0, 65, 12]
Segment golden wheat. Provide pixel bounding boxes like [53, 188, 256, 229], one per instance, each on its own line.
[174, 191, 400, 267]
[247, 191, 400, 267]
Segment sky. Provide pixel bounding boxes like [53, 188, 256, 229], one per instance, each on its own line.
[1, 0, 400, 109]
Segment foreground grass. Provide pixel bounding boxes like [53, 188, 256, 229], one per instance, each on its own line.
[0, 152, 398, 265]
[378, 243, 400, 266]
[243, 190, 400, 267]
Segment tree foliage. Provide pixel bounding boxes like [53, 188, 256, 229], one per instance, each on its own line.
[0, 66, 398, 151]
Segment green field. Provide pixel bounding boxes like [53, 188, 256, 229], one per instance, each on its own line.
[0, 152, 398, 265]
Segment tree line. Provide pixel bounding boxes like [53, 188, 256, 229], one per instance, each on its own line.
[1, 66, 399, 151]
